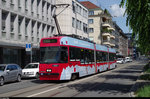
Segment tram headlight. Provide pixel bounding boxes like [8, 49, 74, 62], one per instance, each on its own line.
[47, 69, 52, 72]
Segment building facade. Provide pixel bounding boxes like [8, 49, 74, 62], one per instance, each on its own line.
[125, 33, 134, 57]
[80, 1, 115, 47]
[101, 10, 115, 48]
[0, 0, 56, 67]
[56, 0, 88, 38]
[114, 22, 128, 57]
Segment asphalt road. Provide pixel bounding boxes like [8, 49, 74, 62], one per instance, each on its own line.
[0, 60, 146, 97]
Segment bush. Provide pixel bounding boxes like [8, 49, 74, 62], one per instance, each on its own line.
[140, 74, 150, 80]
[144, 63, 150, 71]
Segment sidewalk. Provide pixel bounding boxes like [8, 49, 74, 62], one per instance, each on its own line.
[130, 60, 150, 97]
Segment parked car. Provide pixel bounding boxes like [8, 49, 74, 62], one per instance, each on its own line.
[22, 63, 39, 79]
[117, 58, 125, 64]
[0, 64, 22, 86]
[125, 57, 132, 62]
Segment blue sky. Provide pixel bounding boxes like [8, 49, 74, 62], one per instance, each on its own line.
[78, 0, 130, 33]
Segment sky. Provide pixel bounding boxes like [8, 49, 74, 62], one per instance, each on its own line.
[78, 0, 131, 33]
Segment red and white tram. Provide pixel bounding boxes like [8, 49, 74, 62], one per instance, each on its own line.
[39, 35, 117, 80]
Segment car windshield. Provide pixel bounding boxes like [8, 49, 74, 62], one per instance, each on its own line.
[0, 66, 6, 71]
[24, 64, 38, 69]
[40, 46, 68, 64]
[117, 58, 122, 61]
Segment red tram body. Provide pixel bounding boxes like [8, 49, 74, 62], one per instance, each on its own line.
[39, 36, 117, 80]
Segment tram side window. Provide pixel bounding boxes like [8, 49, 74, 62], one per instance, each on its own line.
[109, 53, 112, 61]
[69, 47, 76, 61]
[105, 52, 108, 61]
[109, 53, 115, 61]
[102, 52, 108, 62]
[91, 50, 94, 63]
[84, 49, 89, 64]
[69, 47, 81, 61]
[80, 49, 85, 64]
[96, 51, 103, 63]
[89, 50, 93, 64]
[75, 48, 81, 61]
[96, 51, 99, 63]
[60, 47, 68, 63]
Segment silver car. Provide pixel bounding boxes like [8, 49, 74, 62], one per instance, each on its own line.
[0, 64, 22, 86]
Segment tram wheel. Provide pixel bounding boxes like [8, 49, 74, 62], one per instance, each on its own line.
[71, 73, 78, 81]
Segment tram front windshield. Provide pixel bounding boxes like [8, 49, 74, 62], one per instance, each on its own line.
[40, 47, 68, 64]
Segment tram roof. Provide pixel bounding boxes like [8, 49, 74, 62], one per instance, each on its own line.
[41, 35, 116, 53]
[60, 36, 95, 50]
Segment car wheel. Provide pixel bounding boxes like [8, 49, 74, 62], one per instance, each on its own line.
[0, 77, 4, 86]
[17, 75, 21, 82]
[36, 73, 39, 79]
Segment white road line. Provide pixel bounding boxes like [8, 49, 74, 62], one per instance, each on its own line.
[27, 71, 111, 97]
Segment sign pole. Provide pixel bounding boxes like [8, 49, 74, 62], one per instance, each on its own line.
[30, 43, 32, 63]
[26, 43, 32, 63]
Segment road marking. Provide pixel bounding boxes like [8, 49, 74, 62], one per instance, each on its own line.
[27, 70, 112, 97]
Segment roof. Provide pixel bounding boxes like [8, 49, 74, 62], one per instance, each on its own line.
[80, 1, 100, 9]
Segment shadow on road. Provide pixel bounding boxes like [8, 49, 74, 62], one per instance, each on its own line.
[99, 74, 138, 81]
[68, 82, 133, 95]
[66, 61, 147, 96]
[31, 79, 69, 84]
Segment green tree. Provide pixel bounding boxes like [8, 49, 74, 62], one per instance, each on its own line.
[120, 0, 150, 55]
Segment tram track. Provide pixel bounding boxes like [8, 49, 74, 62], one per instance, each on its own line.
[0, 82, 56, 97]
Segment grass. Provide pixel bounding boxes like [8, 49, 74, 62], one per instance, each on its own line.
[136, 85, 150, 97]
[135, 63, 150, 97]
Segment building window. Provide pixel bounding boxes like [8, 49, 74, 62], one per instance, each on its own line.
[88, 19, 94, 24]
[76, 20, 79, 29]
[10, 0, 14, 4]
[83, 23, 88, 33]
[89, 28, 94, 33]
[18, 0, 21, 7]
[25, 0, 28, 9]
[89, 11, 94, 15]
[72, 17, 75, 28]
[72, 1, 76, 13]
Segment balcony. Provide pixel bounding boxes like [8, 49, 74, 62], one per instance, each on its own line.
[103, 40, 111, 45]
[110, 43, 115, 47]
[102, 22, 111, 28]
[110, 35, 115, 39]
[102, 33, 111, 37]
[108, 27, 115, 31]
[101, 28, 111, 37]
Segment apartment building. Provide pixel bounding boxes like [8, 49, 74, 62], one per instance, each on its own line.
[80, 1, 115, 48]
[114, 22, 128, 57]
[101, 10, 116, 48]
[125, 33, 134, 57]
[55, 0, 88, 38]
[0, 0, 56, 67]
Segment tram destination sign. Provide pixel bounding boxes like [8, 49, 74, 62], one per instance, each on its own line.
[43, 39, 57, 43]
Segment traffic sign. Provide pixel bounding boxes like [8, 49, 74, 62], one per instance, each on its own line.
[26, 43, 32, 51]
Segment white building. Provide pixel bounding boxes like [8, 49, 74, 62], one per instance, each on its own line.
[80, 1, 116, 48]
[56, 0, 88, 38]
[0, 0, 55, 67]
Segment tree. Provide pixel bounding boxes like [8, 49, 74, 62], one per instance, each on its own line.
[120, 0, 150, 55]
